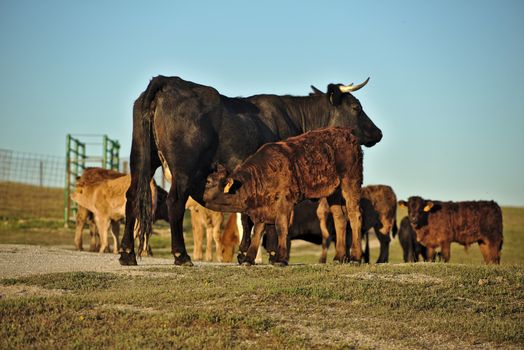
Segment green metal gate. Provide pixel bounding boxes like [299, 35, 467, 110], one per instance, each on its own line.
[64, 134, 120, 227]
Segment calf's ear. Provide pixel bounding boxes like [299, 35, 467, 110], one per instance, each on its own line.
[224, 178, 242, 194]
[224, 178, 234, 193]
[423, 201, 434, 212]
[398, 200, 407, 208]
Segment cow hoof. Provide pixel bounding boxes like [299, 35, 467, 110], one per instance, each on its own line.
[174, 253, 193, 267]
[273, 261, 288, 267]
[241, 261, 253, 266]
[119, 251, 138, 266]
[237, 252, 249, 265]
[333, 255, 346, 264]
[349, 255, 362, 265]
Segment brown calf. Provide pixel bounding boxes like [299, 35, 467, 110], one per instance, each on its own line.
[203, 127, 363, 265]
[399, 197, 503, 264]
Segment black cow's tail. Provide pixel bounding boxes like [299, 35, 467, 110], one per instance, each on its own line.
[134, 76, 168, 256]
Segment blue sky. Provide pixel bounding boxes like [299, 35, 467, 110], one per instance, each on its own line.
[1, 0, 523, 205]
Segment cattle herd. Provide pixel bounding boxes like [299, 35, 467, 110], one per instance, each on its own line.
[71, 75, 503, 266]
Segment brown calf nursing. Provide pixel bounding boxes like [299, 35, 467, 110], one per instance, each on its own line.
[204, 127, 363, 265]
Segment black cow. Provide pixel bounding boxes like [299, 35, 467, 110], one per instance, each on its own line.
[119, 76, 382, 266]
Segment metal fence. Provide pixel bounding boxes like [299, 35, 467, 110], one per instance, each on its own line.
[0, 149, 66, 219]
[0, 148, 168, 220]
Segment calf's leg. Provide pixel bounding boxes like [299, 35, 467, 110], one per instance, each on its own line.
[375, 227, 391, 263]
[237, 214, 253, 264]
[88, 214, 100, 252]
[244, 222, 265, 265]
[479, 240, 501, 265]
[191, 211, 203, 261]
[440, 241, 451, 262]
[330, 204, 348, 263]
[95, 216, 111, 253]
[318, 213, 331, 264]
[205, 224, 214, 262]
[212, 215, 224, 262]
[110, 220, 120, 254]
[74, 206, 89, 251]
[265, 225, 279, 264]
[275, 212, 291, 266]
[341, 178, 362, 263]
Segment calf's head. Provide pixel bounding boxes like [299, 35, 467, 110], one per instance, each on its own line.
[398, 196, 435, 230]
[203, 164, 246, 213]
[320, 78, 382, 147]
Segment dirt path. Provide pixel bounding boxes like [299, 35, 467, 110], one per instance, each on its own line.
[0, 240, 381, 279]
[0, 244, 179, 278]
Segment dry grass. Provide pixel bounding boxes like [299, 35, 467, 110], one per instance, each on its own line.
[0, 181, 64, 219]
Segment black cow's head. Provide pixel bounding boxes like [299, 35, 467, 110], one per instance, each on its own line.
[313, 77, 382, 147]
[399, 196, 435, 230]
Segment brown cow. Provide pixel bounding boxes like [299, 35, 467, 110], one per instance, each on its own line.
[71, 171, 158, 255]
[399, 197, 503, 264]
[185, 197, 224, 262]
[203, 127, 363, 266]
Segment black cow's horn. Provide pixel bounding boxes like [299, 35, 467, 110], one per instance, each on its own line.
[339, 77, 370, 93]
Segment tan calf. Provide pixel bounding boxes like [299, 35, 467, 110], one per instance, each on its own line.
[186, 197, 224, 262]
[71, 172, 157, 254]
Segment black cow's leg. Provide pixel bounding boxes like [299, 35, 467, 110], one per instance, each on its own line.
[403, 238, 413, 262]
[362, 230, 370, 264]
[120, 176, 139, 265]
[167, 182, 192, 266]
[237, 214, 253, 264]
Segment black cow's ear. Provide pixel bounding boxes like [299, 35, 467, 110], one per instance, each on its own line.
[398, 200, 407, 208]
[327, 84, 343, 106]
[310, 85, 324, 95]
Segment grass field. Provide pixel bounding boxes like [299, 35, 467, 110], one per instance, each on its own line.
[0, 183, 523, 348]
